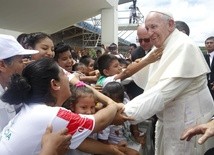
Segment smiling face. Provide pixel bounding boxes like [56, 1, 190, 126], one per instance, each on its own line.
[57, 50, 74, 72]
[145, 12, 175, 48]
[137, 25, 153, 51]
[31, 37, 54, 60]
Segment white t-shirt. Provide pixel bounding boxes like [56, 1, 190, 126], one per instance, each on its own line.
[107, 125, 127, 144]
[102, 75, 121, 87]
[67, 133, 98, 155]
[102, 73, 132, 88]
[0, 104, 95, 155]
[0, 84, 16, 132]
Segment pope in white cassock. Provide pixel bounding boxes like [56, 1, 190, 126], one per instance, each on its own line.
[124, 10, 214, 155]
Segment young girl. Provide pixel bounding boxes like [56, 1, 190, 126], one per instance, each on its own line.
[63, 81, 127, 155]
[69, 82, 96, 115]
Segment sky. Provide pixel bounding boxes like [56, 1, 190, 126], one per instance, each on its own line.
[117, 0, 214, 46]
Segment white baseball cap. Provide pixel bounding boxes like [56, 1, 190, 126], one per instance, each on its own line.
[0, 34, 39, 60]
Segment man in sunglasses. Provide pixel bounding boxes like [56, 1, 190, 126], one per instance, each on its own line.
[128, 25, 154, 99]
[131, 25, 153, 61]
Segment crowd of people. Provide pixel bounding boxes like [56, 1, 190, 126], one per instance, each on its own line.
[0, 9, 214, 155]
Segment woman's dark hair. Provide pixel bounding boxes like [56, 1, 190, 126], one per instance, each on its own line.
[1, 58, 60, 105]
[17, 33, 29, 49]
[25, 32, 51, 49]
[54, 42, 71, 61]
[102, 82, 124, 103]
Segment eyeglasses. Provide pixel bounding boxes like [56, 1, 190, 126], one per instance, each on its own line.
[137, 38, 150, 43]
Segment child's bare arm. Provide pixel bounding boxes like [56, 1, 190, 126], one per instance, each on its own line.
[115, 47, 163, 81]
[77, 138, 125, 155]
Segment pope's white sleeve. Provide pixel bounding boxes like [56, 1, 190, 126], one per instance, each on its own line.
[124, 77, 193, 124]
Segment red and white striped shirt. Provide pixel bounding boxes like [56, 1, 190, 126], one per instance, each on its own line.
[0, 104, 95, 155]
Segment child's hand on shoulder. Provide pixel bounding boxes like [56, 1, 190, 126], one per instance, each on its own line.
[144, 47, 163, 63]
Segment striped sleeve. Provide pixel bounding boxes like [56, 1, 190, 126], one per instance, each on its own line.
[52, 108, 95, 149]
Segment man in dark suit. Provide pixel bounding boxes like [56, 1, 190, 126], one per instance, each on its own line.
[127, 25, 153, 99]
[131, 46, 145, 61]
[204, 36, 214, 100]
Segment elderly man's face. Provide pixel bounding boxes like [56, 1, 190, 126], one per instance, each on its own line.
[137, 28, 153, 51]
[5, 56, 25, 75]
[0, 55, 26, 88]
[145, 12, 172, 48]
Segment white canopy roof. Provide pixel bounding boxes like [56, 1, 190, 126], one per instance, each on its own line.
[0, 0, 122, 34]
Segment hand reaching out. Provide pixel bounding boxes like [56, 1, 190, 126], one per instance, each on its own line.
[180, 120, 214, 144]
[143, 47, 163, 64]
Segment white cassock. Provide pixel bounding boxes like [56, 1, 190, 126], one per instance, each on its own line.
[125, 29, 214, 155]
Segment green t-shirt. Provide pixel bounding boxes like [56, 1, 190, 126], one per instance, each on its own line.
[96, 75, 106, 86]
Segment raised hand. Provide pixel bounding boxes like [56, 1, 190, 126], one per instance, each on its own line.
[143, 47, 163, 64]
